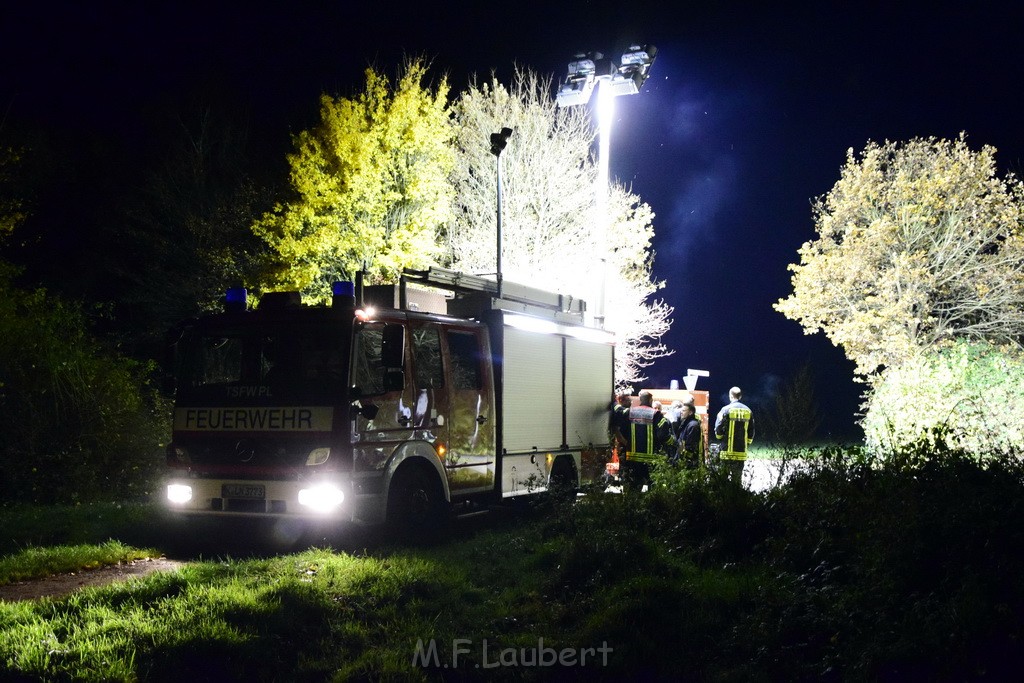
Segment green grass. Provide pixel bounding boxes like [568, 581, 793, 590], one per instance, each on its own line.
[0, 540, 158, 586]
[2, 446, 1024, 680]
[0, 534, 571, 681]
[0, 502, 162, 556]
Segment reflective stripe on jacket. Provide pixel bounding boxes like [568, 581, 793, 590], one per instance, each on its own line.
[714, 401, 753, 460]
[625, 405, 674, 463]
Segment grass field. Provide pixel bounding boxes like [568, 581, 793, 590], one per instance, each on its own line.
[3, 447, 1024, 681]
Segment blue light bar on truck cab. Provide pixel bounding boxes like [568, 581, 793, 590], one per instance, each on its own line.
[332, 281, 356, 308]
[225, 287, 247, 312]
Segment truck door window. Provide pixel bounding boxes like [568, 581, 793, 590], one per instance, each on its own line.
[189, 336, 243, 387]
[352, 324, 385, 395]
[261, 333, 345, 394]
[412, 327, 444, 389]
[447, 330, 482, 390]
[260, 335, 296, 386]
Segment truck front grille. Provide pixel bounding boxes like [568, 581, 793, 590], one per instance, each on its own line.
[207, 497, 289, 514]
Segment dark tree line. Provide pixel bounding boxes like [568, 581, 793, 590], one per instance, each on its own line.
[1, 95, 282, 502]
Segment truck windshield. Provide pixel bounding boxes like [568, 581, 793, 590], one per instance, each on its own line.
[176, 321, 350, 403]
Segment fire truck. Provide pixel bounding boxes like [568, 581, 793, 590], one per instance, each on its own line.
[163, 267, 615, 531]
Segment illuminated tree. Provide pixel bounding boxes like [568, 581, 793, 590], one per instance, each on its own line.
[253, 59, 454, 299]
[862, 341, 1024, 456]
[776, 135, 1024, 377]
[777, 135, 1024, 452]
[446, 68, 671, 387]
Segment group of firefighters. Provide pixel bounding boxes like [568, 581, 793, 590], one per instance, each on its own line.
[608, 386, 754, 491]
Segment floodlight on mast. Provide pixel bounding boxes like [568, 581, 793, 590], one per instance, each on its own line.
[555, 44, 657, 329]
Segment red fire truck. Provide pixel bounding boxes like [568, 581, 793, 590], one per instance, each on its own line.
[163, 267, 614, 531]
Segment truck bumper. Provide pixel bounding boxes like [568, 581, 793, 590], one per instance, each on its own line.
[163, 476, 357, 522]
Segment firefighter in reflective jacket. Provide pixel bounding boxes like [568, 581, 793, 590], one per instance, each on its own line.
[714, 386, 754, 484]
[618, 390, 674, 491]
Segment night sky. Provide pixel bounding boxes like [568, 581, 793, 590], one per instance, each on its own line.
[3, 1, 1023, 438]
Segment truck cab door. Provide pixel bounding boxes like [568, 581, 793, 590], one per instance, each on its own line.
[350, 321, 415, 473]
[443, 327, 495, 495]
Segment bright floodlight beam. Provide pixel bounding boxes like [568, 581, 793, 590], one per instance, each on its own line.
[594, 83, 614, 328]
[554, 43, 657, 329]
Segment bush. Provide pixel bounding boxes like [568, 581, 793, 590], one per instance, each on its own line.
[753, 444, 1024, 679]
[0, 263, 170, 503]
[862, 340, 1024, 457]
[537, 443, 1024, 679]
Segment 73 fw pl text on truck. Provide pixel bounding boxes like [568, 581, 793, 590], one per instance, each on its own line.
[163, 267, 615, 533]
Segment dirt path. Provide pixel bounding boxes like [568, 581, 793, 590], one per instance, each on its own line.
[0, 557, 186, 603]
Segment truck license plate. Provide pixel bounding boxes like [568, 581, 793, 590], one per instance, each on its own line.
[222, 483, 265, 499]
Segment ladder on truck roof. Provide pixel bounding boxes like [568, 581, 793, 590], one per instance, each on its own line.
[401, 267, 588, 324]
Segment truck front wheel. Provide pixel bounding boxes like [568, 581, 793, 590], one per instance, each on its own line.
[386, 465, 447, 541]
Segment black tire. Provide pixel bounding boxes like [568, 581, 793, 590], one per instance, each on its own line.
[548, 458, 579, 502]
[386, 464, 447, 542]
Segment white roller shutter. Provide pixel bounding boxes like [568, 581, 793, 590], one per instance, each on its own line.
[502, 327, 562, 452]
[565, 337, 613, 448]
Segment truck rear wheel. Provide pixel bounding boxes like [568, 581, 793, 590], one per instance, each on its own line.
[548, 457, 578, 502]
[386, 465, 447, 541]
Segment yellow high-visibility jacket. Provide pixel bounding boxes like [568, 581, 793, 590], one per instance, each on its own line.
[714, 401, 754, 460]
[623, 405, 674, 464]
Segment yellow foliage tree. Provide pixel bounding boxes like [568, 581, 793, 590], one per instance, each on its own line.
[776, 134, 1024, 377]
[253, 59, 454, 299]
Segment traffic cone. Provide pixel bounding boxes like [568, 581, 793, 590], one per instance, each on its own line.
[607, 447, 620, 476]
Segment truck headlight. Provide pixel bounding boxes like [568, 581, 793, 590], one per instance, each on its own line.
[298, 483, 345, 513]
[167, 484, 193, 504]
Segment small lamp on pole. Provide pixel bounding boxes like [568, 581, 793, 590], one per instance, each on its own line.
[490, 127, 513, 298]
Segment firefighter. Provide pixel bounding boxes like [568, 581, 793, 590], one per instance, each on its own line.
[714, 386, 754, 484]
[618, 390, 674, 491]
[604, 393, 632, 486]
[609, 393, 632, 447]
[676, 401, 704, 469]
